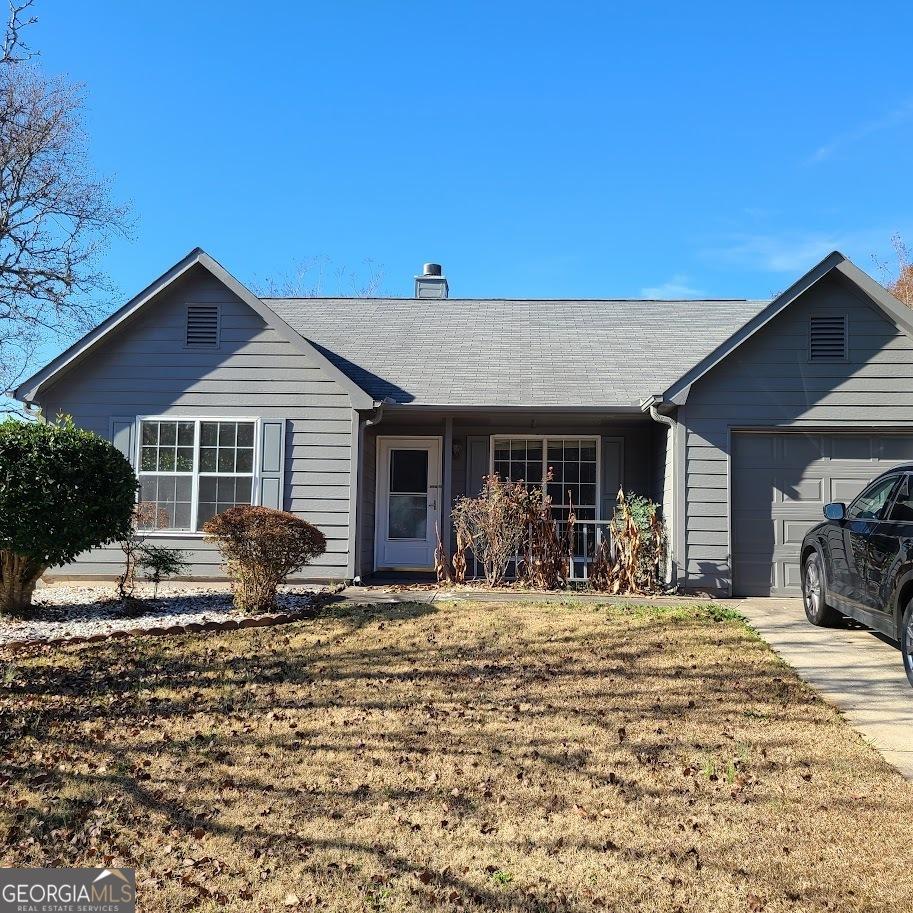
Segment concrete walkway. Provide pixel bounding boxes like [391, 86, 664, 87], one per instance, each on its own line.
[731, 597, 913, 779]
[341, 586, 913, 778]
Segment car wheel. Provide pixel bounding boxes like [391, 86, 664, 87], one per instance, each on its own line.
[900, 600, 913, 689]
[802, 551, 841, 627]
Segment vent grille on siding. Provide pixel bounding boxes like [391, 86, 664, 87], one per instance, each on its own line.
[809, 315, 847, 360]
[186, 304, 220, 348]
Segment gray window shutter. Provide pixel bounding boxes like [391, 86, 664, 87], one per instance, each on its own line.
[259, 419, 286, 510]
[465, 435, 489, 499]
[601, 437, 623, 521]
[110, 417, 137, 467]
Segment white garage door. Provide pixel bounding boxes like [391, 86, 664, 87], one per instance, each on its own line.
[731, 432, 913, 596]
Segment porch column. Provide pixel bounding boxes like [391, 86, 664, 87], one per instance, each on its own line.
[442, 416, 453, 562]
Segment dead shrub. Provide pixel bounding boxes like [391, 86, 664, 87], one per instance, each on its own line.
[203, 506, 326, 613]
[590, 489, 667, 594]
[517, 472, 576, 589]
[450, 475, 532, 586]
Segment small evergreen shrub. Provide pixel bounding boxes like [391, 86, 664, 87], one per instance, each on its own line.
[139, 545, 189, 599]
[0, 416, 137, 615]
[203, 506, 326, 613]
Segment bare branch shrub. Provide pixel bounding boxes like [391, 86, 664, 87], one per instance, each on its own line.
[450, 475, 531, 586]
[517, 472, 576, 589]
[203, 506, 326, 613]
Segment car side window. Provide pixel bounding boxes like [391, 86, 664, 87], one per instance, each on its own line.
[846, 475, 900, 521]
[888, 474, 913, 522]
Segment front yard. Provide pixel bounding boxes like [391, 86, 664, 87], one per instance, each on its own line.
[2, 599, 912, 912]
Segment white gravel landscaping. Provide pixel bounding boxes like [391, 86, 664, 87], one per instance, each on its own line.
[0, 582, 323, 646]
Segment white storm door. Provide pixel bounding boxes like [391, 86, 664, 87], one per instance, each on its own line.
[375, 437, 442, 570]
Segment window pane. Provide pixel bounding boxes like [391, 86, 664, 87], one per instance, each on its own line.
[848, 475, 898, 520]
[217, 449, 235, 472]
[197, 502, 216, 527]
[176, 447, 194, 471]
[140, 447, 157, 471]
[389, 493, 427, 539]
[236, 448, 254, 472]
[137, 474, 190, 531]
[178, 422, 195, 446]
[237, 423, 254, 447]
[158, 449, 175, 471]
[564, 462, 579, 483]
[217, 477, 235, 501]
[199, 477, 217, 501]
[548, 442, 563, 462]
[390, 449, 428, 493]
[201, 422, 218, 446]
[890, 475, 913, 522]
[200, 447, 217, 472]
[175, 476, 193, 501]
[142, 422, 158, 445]
[511, 440, 527, 457]
[173, 502, 192, 529]
[159, 423, 177, 446]
[218, 423, 236, 447]
[580, 442, 597, 461]
[235, 477, 253, 504]
[581, 462, 596, 483]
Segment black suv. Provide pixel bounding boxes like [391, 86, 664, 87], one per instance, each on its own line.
[801, 466, 913, 687]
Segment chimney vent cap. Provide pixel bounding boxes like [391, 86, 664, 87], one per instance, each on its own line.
[422, 262, 442, 277]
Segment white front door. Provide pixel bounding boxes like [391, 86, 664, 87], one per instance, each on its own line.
[375, 436, 442, 570]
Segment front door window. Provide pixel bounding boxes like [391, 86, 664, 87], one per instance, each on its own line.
[388, 448, 429, 540]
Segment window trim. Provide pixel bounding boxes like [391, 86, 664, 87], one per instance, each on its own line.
[134, 415, 261, 537]
[808, 314, 848, 362]
[488, 434, 602, 519]
[184, 303, 222, 350]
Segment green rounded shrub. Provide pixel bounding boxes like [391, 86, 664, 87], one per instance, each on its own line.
[0, 416, 137, 614]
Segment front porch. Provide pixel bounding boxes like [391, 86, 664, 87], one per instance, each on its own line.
[357, 408, 670, 582]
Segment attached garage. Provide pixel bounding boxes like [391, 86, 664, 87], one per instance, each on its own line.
[731, 432, 913, 596]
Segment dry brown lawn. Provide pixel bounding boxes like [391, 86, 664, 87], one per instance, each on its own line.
[1, 599, 912, 912]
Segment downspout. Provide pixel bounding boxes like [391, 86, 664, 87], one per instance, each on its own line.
[351, 399, 393, 584]
[645, 397, 678, 587]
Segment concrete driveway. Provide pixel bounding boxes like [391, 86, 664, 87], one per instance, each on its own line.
[737, 597, 913, 778]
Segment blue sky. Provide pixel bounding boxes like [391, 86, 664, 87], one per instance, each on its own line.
[32, 0, 913, 312]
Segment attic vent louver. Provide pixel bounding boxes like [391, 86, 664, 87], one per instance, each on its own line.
[186, 304, 220, 348]
[809, 315, 847, 360]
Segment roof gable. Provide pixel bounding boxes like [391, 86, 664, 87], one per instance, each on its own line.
[13, 249, 374, 407]
[655, 251, 913, 407]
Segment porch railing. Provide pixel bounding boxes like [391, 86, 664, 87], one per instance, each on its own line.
[466, 519, 614, 585]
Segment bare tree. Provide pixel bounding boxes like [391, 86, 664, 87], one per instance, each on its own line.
[0, 1, 130, 401]
[254, 256, 384, 298]
[2, 1, 37, 65]
[874, 233, 913, 308]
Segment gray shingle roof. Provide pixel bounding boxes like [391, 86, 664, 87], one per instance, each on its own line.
[265, 297, 770, 408]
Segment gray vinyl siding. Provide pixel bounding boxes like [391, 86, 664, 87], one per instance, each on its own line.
[679, 274, 913, 594]
[36, 264, 355, 581]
